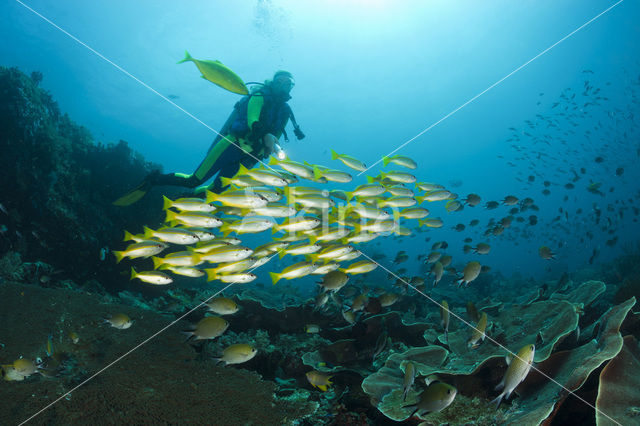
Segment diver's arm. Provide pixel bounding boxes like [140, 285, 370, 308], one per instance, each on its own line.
[270, 120, 288, 140]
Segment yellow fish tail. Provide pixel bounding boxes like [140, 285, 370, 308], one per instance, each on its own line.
[205, 190, 218, 203]
[151, 256, 163, 270]
[143, 226, 154, 239]
[162, 195, 174, 210]
[113, 250, 125, 264]
[313, 166, 323, 180]
[205, 269, 217, 282]
[177, 50, 193, 64]
[219, 176, 233, 188]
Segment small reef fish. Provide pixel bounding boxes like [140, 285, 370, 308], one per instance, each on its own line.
[340, 260, 377, 275]
[351, 294, 369, 312]
[539, 246, 556, 260]
[431, 261, 444, 287]
[214, 343, 257, 366]
[164, 210, 222, 228]
[130, 267, 173, 285]
[473, 243, 491, 254]
[403, 381, 457, 417]
[205, 271, 257, 284]
[183, 316, 228, 341]
[105, 313, 132, 330]
[342, 309, 356, 324]
[382, 155, 417, 169]
[270, 261, 317, 284]
[440, 300, 450, 342]
[141, 227, 199, 245]
[396, 207, 429, 219]
[315, 292, 329, 309]
[280, 242, 322, 258]
[205, 190, 268, 209]
[344, 183, 385, 202]
[268, 156, 314, 179]
[312, 166, 353, 183]
[198, 246, 253, 263]
[402, 361, 416, 401]
[491, 344, 535, 408]
[304, 324, 320, 333]
[159, 266, 204, 278]
[177, 50, 248, 95]
[183, 227, 216, 242]
[317, 270, 349, 292]
[152, 251, 202, 269]
[113, 241, 167, 263]
[372, 330, 390, 360]
[272, 216, 321, 234]
[502, 195, 519, 205]
[374, 170, 417, 184]
[466, 301, 479, 322]
[418, 218, 444, 228]
[330, 149, 367, 172]
[236, 164, 289, 187]
[458, 261, 481, 286]
[468, 312, 488, 349]
[2, 358, 38, 381]
[463, 193, 482, 206]
[306, 370, 333, 391]
[205, 297, 239, 315]
[379, 293, 399, 307]
[162, 195, 216, 212]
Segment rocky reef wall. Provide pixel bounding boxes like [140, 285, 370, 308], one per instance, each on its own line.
[0, 67, 176, 293]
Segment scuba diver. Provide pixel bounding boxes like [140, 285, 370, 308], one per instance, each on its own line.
[113, 70, 304, 206]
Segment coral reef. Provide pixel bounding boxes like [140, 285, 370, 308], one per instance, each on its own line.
[595, 335, 640, 426]
[360, 280, 635, 423]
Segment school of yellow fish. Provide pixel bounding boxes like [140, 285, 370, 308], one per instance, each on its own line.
[108, 149, 536, 417]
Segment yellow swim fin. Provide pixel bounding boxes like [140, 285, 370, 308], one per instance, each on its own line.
[113, 188, 148, 206]
[113, 174, 155, 206]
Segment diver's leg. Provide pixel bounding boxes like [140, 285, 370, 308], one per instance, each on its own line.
[113, 137, 230, 206]
[198, 144, 255, 194]
[155, 136, 234, 189]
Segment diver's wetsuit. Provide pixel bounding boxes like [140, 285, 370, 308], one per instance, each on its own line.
[150, 85, 292, 193]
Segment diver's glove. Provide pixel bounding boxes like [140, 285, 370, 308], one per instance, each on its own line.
[293, 126, 305, 140]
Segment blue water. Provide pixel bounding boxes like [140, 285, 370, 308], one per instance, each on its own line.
[2, 0, 639, 280]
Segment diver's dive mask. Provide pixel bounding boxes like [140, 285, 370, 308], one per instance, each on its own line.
[273, 71, 295, 93]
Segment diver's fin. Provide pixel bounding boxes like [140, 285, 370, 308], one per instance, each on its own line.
[113, 188, 148, 206]
[113, 174, 155, 206]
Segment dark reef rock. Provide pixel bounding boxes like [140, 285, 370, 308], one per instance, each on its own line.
[0, 66, 181, 294]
